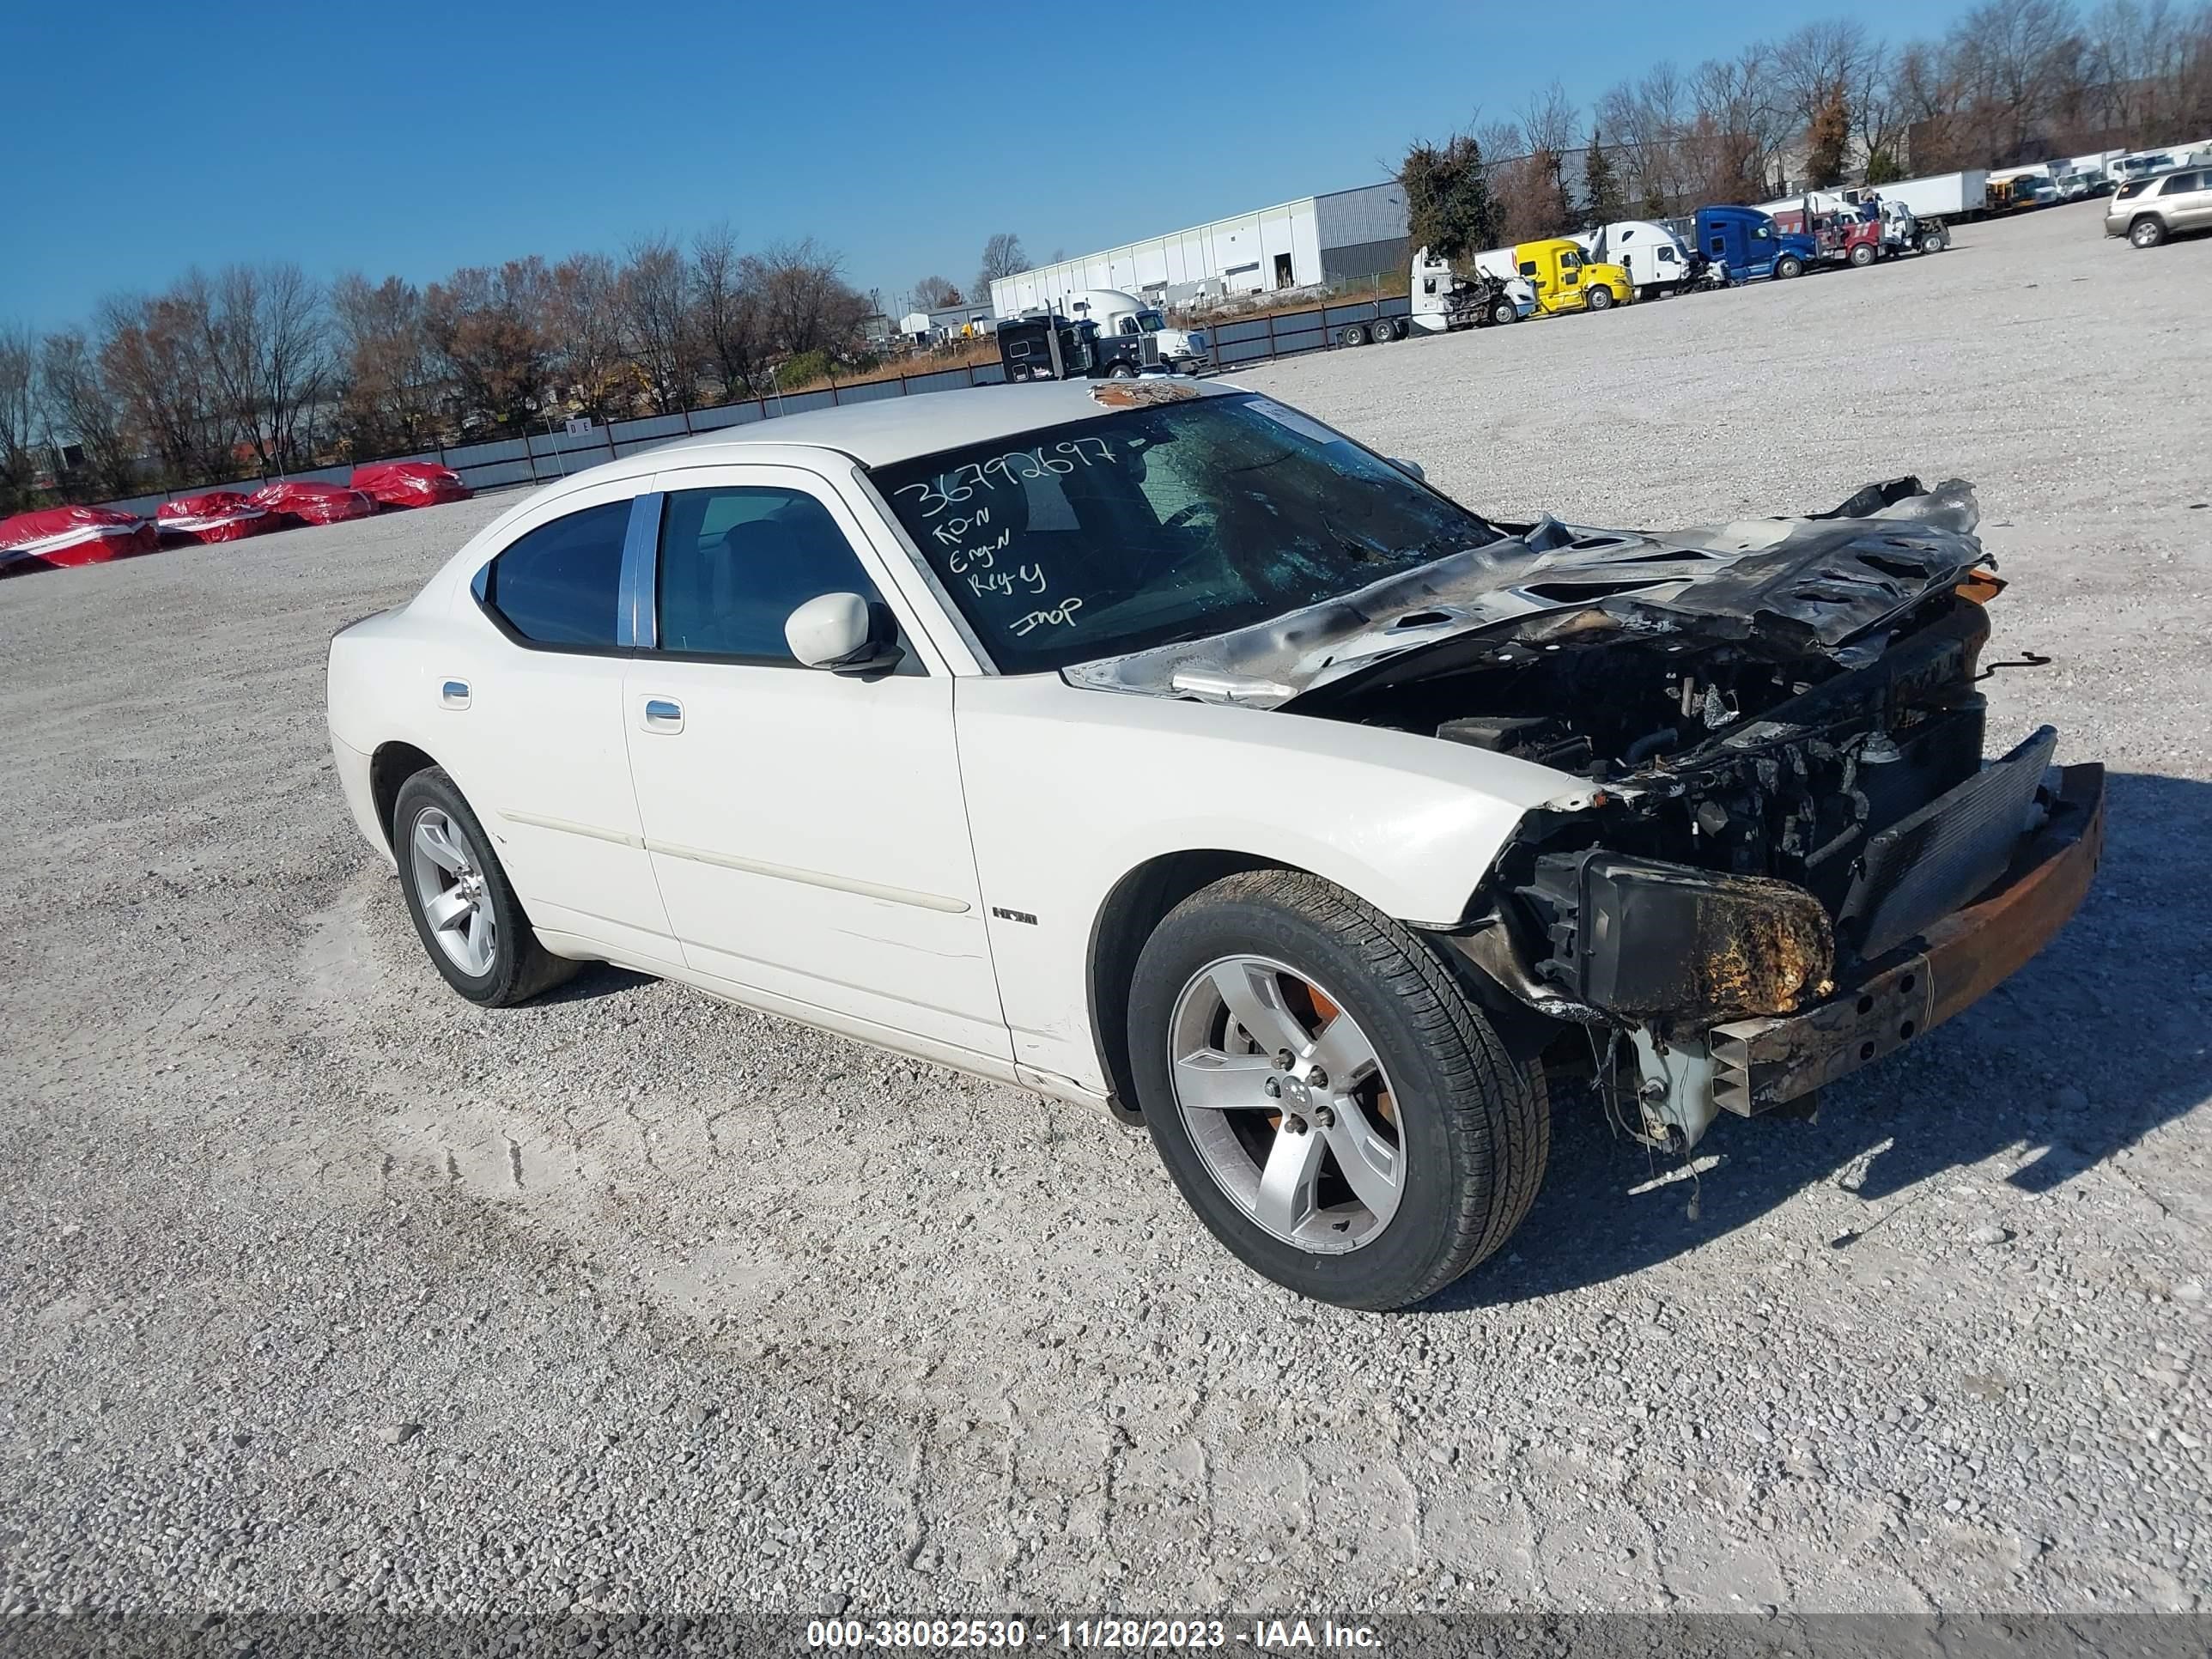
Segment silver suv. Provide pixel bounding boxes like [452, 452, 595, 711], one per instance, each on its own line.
[2106, 167, 2212, 246]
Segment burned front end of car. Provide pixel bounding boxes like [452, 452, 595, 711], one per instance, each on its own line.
[1075, 473, 2105, 1150]
[1368, 480, 2106, 1148]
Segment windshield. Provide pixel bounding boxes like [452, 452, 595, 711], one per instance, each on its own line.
[869, 393, 1498, 674]
[1134, 312, 1164, 332]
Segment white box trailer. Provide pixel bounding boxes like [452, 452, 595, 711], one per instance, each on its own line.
[1844, 170, 1989, 221]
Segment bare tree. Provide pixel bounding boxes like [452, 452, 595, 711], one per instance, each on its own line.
[1947, 0, 2086, 163]
[37, 331, 136, 499]
[748, 240, 868, 359]
[911, 275, 963, 309]
[974, 233, 1027, 301]
[192, 264, 329, 472]
[423, 258, 555, 433]
[1773, 19, 1875, 131]
[1598, 62, 1696, 216]
[690, 223, 767, 401]
[1691, 43, 1789, 199]
[619, 236, 701, 415]
[97, 282, 234, 485]
[331, 273, 443, 454]
[548, 254, 630, 422]
[0, 325, 40, 510]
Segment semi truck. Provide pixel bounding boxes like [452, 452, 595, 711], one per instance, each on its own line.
[1759, 191, 1886, 267]
[996, 313, 1165, 381]
[1572, 219, 1694, 300]
[1407, 246, 1535, 331]
[1508, 238, 1633, 313]
[1048, 289, 1209, 372]
[1674, 205, 1820, 284]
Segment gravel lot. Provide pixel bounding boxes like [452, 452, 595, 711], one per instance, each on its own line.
[3, 201, 2209, 1623]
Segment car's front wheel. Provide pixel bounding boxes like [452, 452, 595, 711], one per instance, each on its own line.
[1129, 870, 1549, 1310]
[393, 768, 578, 1006]
[1585, 285, 1613, 311]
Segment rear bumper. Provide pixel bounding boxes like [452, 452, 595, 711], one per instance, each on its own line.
[1708, 762, 2105, 1114]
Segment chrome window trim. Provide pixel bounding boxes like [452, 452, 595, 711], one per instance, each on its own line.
[617, 491, 665, 650]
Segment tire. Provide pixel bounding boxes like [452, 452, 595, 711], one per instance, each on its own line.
[392, 768, 578, 1007]
[1848, 241, 1876, 266]
[1489, 296, 1518, 325]
[1128, 870, 1549, 1310]
[1108, 362, 1137, 378]
[1340, 324, 1368, 347]
[1920, 230, 1946, 254]
[1369, 318, 1392, 343]
[2130, 216, 2166, 248]
[1585, 285, 1613, 312]
[1776, 255, 1804, 279]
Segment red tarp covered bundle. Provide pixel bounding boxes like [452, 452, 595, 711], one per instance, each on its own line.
[249, 480, 378, 526]
[155, 490, 277, 544]
[352, 461, 471, 509]
[0, 506, 159, 574]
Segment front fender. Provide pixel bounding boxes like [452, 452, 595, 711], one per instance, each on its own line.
[955, 674, 1567, 1088]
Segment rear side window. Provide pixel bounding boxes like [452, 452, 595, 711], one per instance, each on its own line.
[656, 484, 888, 664]
[2117, 179, 2148, 199]
[476, 501, 631, 648]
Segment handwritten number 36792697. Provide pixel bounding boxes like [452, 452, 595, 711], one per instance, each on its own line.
[892, 438, 1116, 520]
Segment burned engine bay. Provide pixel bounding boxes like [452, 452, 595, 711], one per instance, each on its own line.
[1070, 476, 2075, 1150]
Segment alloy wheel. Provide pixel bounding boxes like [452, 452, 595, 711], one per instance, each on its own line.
[409, 807, 497, 976]
[1167, 955, 1406, 1253]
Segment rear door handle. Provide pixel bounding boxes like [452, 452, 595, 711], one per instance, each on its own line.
[641, 696, 684, 733]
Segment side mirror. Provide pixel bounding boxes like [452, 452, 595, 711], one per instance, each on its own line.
[1389, 456, 1425, 482]
[786, 592, 897, 674]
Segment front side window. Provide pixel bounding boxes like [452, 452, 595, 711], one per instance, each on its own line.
[476, 500, 631, 648]
[656, 485, 886, 663]
[870, 394, 1498, 674]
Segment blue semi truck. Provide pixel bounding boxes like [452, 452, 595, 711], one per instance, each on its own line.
[1667, 205, 1823, 286]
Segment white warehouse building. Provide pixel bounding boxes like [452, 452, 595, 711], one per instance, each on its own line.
[988, 182, 1410, 318]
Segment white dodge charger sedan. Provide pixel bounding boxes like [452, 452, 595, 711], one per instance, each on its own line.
[328, 380, 2103, 1308]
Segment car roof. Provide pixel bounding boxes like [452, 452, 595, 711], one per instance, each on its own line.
[645, 377, 1243, 471]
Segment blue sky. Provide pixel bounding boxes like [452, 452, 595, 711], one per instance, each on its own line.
[3, 0, 1944, 330]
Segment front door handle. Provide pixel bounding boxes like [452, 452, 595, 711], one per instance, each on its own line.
[641, 696, 684, 733]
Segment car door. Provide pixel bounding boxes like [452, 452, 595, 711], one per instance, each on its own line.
[1556, 249, 1585, 308]
[442, 480, 679, 969]
[622, 463, 1011, 1067]
[2172, 170, 2212, 229]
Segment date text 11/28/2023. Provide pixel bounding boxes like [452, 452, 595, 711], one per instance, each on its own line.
[803, 1619, 1383, 1650]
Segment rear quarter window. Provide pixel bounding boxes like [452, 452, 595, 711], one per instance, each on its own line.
[474, 500, 632, 648]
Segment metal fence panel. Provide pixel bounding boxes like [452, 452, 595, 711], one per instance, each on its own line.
[832, 377, 906, 404]
[611, 413, 690, 443]
[1270, 325, 1327, 355]
[689, 403, 763, 429]
[455, 458, 542, 489]
[453, 436, 530, 468]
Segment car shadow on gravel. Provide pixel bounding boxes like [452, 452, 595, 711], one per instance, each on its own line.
[1426, 769, 2210, 1310]
[537, 963, 656, 1005]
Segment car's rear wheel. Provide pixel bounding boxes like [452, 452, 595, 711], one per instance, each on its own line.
[393, 768, 577, 1006]
[1340, 323, 1369, 347]
[1128, 870, 1548, 1310]
[2130, 216, 2167, 247]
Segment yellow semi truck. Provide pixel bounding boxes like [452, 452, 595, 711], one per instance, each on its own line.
[1513, 238, 1634, 314]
